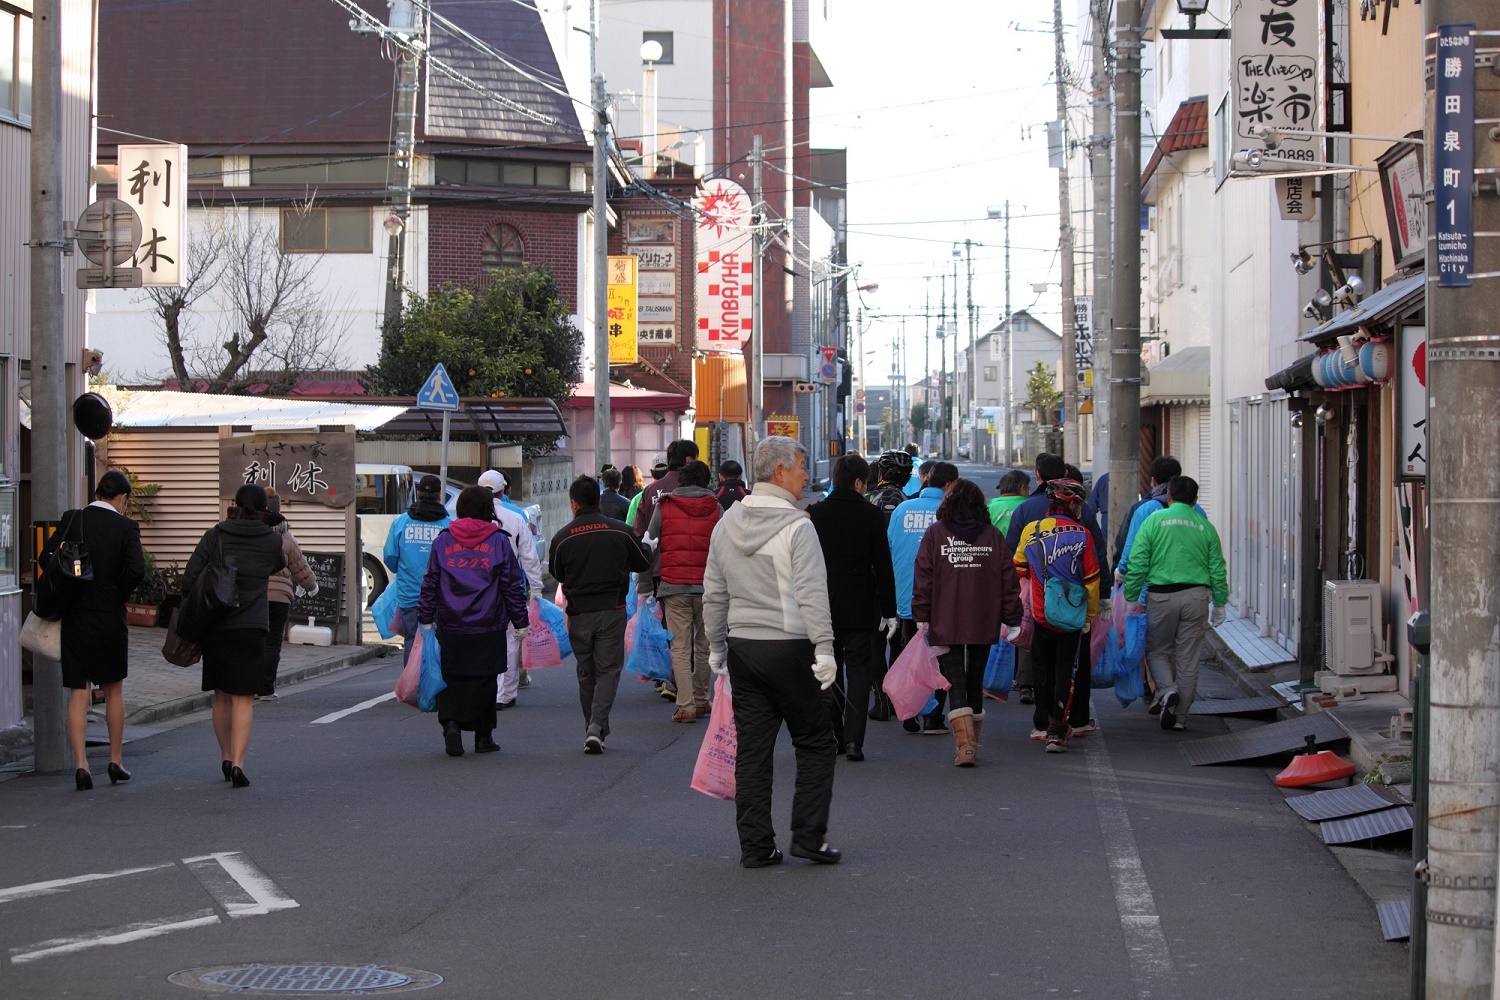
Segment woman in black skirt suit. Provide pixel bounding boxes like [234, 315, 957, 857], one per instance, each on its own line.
[63, 470, 146, 790]
[179, 485, 285, 787]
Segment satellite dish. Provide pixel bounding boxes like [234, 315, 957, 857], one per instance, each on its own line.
[72, 392, 113, 440]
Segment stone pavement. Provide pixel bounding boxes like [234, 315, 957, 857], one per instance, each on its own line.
[0, 626, 388, 764]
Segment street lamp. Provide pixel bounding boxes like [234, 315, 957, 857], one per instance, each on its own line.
[1176, 0, 1210, 30]
[640, 40, 663, 174]
[383, 214, 404, 238]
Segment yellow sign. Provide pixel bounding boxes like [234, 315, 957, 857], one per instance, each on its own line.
[766, 415, 800, 439]
[607, 255, 638, 365]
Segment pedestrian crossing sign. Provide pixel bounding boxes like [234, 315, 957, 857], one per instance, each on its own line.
[417, 363, 460, 412]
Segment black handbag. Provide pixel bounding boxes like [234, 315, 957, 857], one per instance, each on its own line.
[33, 509, 93, 622]
[177, 528, 240, 641]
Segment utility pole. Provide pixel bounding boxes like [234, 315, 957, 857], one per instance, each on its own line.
[951, 247, 960, 458]
[29, 0, 67, 773]
[923, 276, 932, 451]
[964, 239, 975, 459]
[590, 0, 612, 476]
[1054, 0, 1078, 464]
[381, 1, 422, 326]
[1424, 3, 1500, 994]
[1003, 201, 1013, 466]
[939, 273, 949, 458]
[1109, 0, 1142, 549]
[750, 134, 765, 449]
[1090, 0, 1114, 487]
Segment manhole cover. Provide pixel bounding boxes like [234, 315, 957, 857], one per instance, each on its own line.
[169, 964, 441, 994]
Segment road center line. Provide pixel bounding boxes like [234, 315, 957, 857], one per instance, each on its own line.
[0, 863, 174, 905]
[9, 908, 220, 964]
[183, 852, 299, 917]
[311, 691, 397, 725]
[1085, 742, 1182, 1000]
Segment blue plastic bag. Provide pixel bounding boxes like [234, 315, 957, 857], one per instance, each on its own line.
[1090, 627, 1116, 688]
[417, 626, 447, 712]
[1113, 614, 1148, 707]
[624, 597, 675, 681]
[919, 693, 940, 717]
[370, 583, 401, 641]
[534, 597, 572, 660]
[983, 642, 1015, 697]
[626, 576, 640, 617]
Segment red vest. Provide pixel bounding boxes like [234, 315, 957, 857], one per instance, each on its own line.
[658, 493, 721, 585]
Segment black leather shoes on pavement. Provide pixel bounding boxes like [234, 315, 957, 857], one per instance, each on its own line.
[474, 732, 500, 753]
[741, 848, 783, 869]
[790, 842, 842, 865]
[844, 743, 864, 762]
[443, 721, 464, 757]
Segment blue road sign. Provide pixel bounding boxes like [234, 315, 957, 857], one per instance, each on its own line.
[820, 362, 837, 382]
[417, 363, 460, 411]
[1435, 23, 1475, 288]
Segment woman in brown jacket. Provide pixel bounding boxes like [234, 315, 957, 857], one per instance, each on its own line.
[260, 490, 318, 699]
[912, 478, 1024, 767]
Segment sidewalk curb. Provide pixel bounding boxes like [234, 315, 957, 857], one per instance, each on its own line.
[122, 645, 390, 727]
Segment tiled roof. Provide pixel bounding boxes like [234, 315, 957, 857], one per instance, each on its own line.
[1141, 96, 1209, 189]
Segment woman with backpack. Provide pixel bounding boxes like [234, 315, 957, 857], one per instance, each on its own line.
[1012, 478, 1102, 753]
[179, 484, 286, 787]
[911, 479, 1023, 767]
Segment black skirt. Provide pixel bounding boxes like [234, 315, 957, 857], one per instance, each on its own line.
[435, 630, 507, 732]
[60, 608, 129, 690]
[201, 628, 268, 696]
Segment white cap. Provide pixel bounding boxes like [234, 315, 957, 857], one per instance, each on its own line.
[478, 469, 507, 492]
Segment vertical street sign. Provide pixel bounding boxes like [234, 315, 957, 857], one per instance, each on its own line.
[1229, 1, 1319, 163]
[819, 345, 838, 382]
[693, 179, 754, 352]
[1073, 294, 1093, 381]
[1435, 23, 1475, 289]
[417, 362, 460, 488]
[607, 255, 639, 365]
[117, 144, 187, 287]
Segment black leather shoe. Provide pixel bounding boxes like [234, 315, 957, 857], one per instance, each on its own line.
[869, 695, 893, 722]
[474, 732, 500, 753]
[75, 768, 92, 791]
[790, 841, 842, 865]
[222, 760, 233, 782]
[230, 766, 250, 788]
[741, 848, 783, 869]
[844, 743, 864, 762]
[443, 722, 464, 757]
[496, 698, 516, 710]
[107, 762, 131, 784]
[1017, 686, 1035, 705]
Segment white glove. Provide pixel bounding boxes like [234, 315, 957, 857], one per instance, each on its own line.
[1081, 619, 1091, 634]
[709, 648, 727, 676]
[1003, 623, 1021, 643]
[308, 584, 320, 597]
[514, 627, 529, 639]
[1127, 602, 1144, 617]
[880, 617, 899, 639]
[1114, 569, 1125, 587]
[530, 588, 542, 601]
[1210, 606, 1226, 627]
[812, 654, 837, 690]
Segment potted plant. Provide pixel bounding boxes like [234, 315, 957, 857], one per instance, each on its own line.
[127, 551, 167, 627]
[154, 560, 183, 628]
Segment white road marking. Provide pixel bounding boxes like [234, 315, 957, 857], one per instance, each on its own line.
[183, 852, 299, 918]
[0, 863, 173, 904]
[311, 691, 397, 724]
[1085, 742, 1182, 1000]
[8, 909, 220, 964]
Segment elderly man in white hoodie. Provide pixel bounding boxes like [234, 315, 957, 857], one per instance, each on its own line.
[478, 470, 544, 708]
[703, 436, 840, 869]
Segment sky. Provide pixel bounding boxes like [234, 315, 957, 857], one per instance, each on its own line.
[809, 0, 1077, 389]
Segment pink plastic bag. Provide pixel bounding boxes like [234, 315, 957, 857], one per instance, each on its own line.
[554, 583, 567, 612]
[1112, 583, 1129, 647]
[1009, 587, 1035, 651]
[1090, 610, 1110, 666]
[394, 628, 422, 707]
[521, 598, 564, 670]
[882, 624, 951, 720]
[691, 675, 736, 800]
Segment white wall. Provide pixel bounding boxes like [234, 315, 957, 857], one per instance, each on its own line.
[91, 204, 425, 384]
[598, 0, 715, 170]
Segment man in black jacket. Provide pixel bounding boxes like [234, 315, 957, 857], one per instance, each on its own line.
[598, 468, 631, 522]
[550, 476, 652, 754]
[808, 454, 899, 761]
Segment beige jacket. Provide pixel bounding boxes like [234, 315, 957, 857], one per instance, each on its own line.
[267, 522, 317, 605]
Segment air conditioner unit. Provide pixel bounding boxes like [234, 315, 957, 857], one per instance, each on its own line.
[1323, 580, 1382, 674]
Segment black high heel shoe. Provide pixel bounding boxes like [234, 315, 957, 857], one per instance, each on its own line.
[107, 763, 131, 784]
[75, 768, 92, 791]
[221, 760, 233, 782]
[230, 766, 250, 788]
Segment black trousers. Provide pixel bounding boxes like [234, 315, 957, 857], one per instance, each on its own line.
[1031, 627, 1089, 735]
[937, 643, 990, 716]
[728, 636, 837, 861]
[833, 627, 882, 748]
[260, 600, 291, 696]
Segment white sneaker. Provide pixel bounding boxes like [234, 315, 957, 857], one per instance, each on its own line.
[1069, 720, 1097, 737]
[1029, 728, 1047, 742]
[583, 735, 604, 755]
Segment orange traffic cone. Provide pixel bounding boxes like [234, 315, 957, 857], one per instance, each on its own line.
[1276, 735, 1357, 787]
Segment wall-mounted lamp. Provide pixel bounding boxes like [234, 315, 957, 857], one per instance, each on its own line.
[1333, 274, 1365, 308]
[1291, 248, 1315, 275]
[1176, 0, 1211, 29]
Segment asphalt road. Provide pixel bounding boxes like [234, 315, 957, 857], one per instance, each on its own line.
[1, 653, 1406, 999]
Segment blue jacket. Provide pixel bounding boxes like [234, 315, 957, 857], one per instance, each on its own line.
[1004, 486, 1109, 578]
[888, 487, 945, 619]
[383, 503, 451, 608]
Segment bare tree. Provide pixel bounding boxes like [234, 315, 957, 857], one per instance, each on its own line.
[140, 208, 353, 392]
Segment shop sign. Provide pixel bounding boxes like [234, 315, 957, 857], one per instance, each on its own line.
[219, 433, 356, 508]
[625, 218, 675, 244]
[1434, 23, 1475, 288]
[639, 325, 676, 345]
[1400, 325, 1427, 478]
[118, 143, 187, 287]
[693, 179, 754, 352]
[1073, 295, 1093, 379]
[633, 246, 676, 271]
[766, 414, 799, 440]
[607, 255, 638, 365]
[1229, 1, 1319, 163]
[638, 297, 675, 323]
[639, 271, 674, 296]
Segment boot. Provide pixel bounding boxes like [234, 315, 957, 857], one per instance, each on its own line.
[949, 709, 977, 767]
[971, 712, 984, 757]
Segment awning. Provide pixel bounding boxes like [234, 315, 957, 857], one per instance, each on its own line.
[369, 397, 568, 438]
[107, 389, 410, 431]
[565, 382, 690, 412]
[1301, 272, 1424, 344]
[1140, 345, 1210, 406]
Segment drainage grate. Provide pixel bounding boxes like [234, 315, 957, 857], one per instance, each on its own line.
[1188, 695, 1283, 716]
[1377, 899, 1412, 942]
[1286, 782, 1404, 822]
[169, 964, 441, 994]
[1180, 711, 1347, 766]
[1321, 806, 1414, 845]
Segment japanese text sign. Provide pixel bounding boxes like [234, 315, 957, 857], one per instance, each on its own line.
[694, 179, 754, 353]
[607, 255, 639, 365]
[1435, 24, 1475, 288]
[219, 433, 356, 509]
[1230, 0, 1319, 162]
[1400, 326, 1427, 478]
[1073, 295, 1093, 380]
[117, 144, 187, 287]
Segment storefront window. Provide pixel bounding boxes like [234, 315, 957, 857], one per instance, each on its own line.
[0, 482, 18, 591]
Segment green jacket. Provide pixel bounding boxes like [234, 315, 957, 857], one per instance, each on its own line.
[626, 491, 643, 529]
[1123, 501, 1229, 607]
[986, 495, 1026, 537]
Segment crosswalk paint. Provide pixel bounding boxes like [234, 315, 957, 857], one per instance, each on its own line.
[9, 909, 220, 964]
[310, 690, 397, 725]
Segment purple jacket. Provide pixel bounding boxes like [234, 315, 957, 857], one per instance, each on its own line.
[417, 518, 530, 634]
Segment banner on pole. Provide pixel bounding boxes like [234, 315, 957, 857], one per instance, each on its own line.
[693, 179, 754, 352]
[607, 255, 639, 365]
